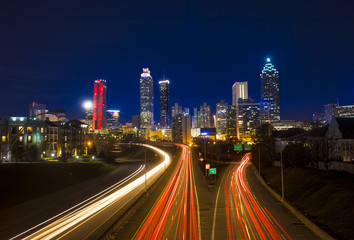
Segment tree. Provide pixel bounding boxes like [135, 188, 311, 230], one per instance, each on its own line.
[27, 145, 39, 161]
[11, 142, 25, 162]
[253, 123, 276, 143]
[282, 142, 311, 168]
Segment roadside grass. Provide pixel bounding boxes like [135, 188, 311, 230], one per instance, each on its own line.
[0, 162, 115, 211]
[262, 167, 354, 240]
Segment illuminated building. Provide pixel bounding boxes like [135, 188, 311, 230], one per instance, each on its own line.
[140, 68, 154, 129]
[172, 103, 182, 117]
[260, 58, 280, 122]
[199, 102, 211, 128]
[226, 105, 237, 138]
[159, 80, 170, 128]
[324, 103, 354, 124]
[92, 79, 107, 130]
[107, 110, 120, 130]
[216, 100, 228, 137]
[172, 114, 191, 144]
[29, 102, 47, 120]
[238, 99, 265, 141]
[232, 82, 248, 106]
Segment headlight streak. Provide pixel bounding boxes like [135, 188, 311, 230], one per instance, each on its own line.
[225, 153, 293, 240]
[133, 144, 199, 240]
[13, 144, 170, 240]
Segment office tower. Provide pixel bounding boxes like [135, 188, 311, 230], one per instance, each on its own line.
[337, 104, 354, 118]
[238, 99, 263, 141]
[260, 58, 280, 122]
[172, 114, 191, 144]
[132, 115, 140, 128]
[92, 79, 107, 130]
[140, 68, 154, 129]
[193, 108, 200, 128]
[324, 103, 354, 124]
[159, 80, 170, 128]
[232, 82, 248, 106]
[107, 110, 120, 130]
[172, 103, 182, 117]
[29, 102, 47, 120]
[199, 102, 211, 128]
[226, 105, 237, 137]
[216, 100, 228, 136]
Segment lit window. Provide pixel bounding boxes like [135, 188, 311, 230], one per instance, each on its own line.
[2, 136, 6, 142]
[41, 128, 44, 133]
[28, 135, 32, 142]
[19, 136, 23, 142]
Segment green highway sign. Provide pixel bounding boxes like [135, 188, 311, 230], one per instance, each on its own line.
[244, 145, 252, 151]
[234, 145, 243, 151]
[209, 168, 216, 175]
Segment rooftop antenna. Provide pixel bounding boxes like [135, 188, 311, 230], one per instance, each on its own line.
[337, 97, 339, 106]
[163, 69, 166, 80]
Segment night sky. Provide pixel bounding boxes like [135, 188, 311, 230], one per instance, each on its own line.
[1, 0, 353, 123]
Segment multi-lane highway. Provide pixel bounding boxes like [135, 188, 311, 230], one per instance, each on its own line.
[133, 143, 201, 240]
[5, 144, 170, 240]
[212, 153, 320, 240]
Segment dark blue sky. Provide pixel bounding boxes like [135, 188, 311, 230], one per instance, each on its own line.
[1, 0, 353, 123]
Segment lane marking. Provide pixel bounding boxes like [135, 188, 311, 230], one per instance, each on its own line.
[211, 165, 228, 240]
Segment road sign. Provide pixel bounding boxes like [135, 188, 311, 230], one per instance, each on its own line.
[244, 145, 252, 151]
[209, 168, 216, 175]
[234, 144, 243, 151]
[199, 157, 204, 162]
[205, 164, 210, 169]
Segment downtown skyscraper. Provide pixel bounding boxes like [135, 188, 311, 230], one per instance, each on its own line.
[159, 79, 170, 128]
[92, 79, 107, 130]
[260, 58, 280, 122]
[140, 68, 154, 129]
[232, 81, 248, 105]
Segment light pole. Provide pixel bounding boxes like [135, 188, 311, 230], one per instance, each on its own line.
[145, 147, 147, 193]
[258, 145, 261, 174]
[280, 141, 285, 199]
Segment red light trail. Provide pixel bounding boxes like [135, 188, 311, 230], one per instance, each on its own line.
[224, 153, 292, 240]
[133, 144, 200, 240]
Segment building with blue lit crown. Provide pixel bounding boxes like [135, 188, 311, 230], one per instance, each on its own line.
[260, 58, 280, 122]
[140, 68, 154, 129]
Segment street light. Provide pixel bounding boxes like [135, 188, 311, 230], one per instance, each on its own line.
[82, 100, 93, 110]
[280, 141, 285, 199]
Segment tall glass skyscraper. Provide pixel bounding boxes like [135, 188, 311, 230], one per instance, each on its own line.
[92, 79, 107, 130]
[232, 82, 248, 106]
[140, 68, 154, 129]
[260, 58, 280, 122]
[159, 80, 170, 128]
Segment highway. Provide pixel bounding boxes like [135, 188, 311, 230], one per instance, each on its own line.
[133, 143, 201, 240]
[212, 153, 320, 240]
[6, 144, 170, 240]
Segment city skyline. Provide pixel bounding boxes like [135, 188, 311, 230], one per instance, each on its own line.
[0, 1, 353, 123]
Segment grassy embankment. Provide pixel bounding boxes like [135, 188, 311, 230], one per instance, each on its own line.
[0, 146, 152, 211]
[262, 167, 354, 240]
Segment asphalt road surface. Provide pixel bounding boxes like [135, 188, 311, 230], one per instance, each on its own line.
[1, 144, 169, 240]
[212, 153, 320, 240]
[133, 143, 201, 240]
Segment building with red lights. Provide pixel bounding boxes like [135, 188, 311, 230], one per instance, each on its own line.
[92, 79, 107, 130]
